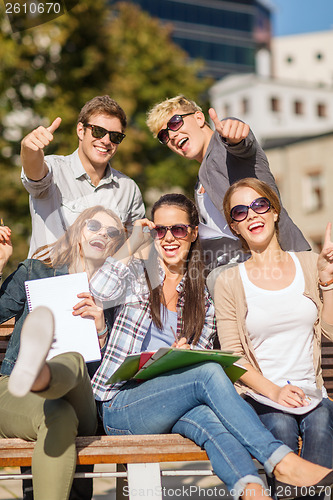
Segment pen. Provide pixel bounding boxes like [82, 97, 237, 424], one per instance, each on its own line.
[287, 380, 303, 403]
[0, 219, 4, 226]
[287, 381, 311, 402]
[170, 325, 178, 343]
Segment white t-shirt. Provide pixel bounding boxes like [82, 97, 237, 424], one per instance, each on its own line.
[196, 185, 237, 241]
[239, 252, 321, 408]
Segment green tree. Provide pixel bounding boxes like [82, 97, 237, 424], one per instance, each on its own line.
[0, 0, 117, 274]
[0, 0, 212, 274]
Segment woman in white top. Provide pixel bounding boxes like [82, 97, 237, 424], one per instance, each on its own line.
[215, 178, 333, 497]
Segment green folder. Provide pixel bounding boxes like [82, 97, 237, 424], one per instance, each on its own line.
[107, 348, 246, 385]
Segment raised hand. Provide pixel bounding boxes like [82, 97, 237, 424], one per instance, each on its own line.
[112, 218, 155, 265]
[21, 117, 62, 180]
[0, 225, 13, 273]
[318, 222, 333, 284]
[131, 218, 155, 247]
[21, 117, 62, 153]
[208, 108, 250, 145]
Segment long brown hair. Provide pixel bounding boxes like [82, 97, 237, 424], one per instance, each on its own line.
[148, 193, 206, 345]
[32, 206, 126, 268]
[223, 178, 281, 251]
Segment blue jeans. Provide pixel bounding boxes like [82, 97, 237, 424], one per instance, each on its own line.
[245, 396, 333, 500]
[100, 363, 291, 498]
[245, 397, 333, 467]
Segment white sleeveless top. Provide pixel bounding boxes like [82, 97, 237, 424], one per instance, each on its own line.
[239, 252, 318, 392]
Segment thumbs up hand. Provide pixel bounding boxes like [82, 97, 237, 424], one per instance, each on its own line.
[21, 117, 62, 152]
[21, 117, 62, 180]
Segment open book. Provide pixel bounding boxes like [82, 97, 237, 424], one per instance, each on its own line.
[107, 348, 246, 385]
[24, 273, 101, 362]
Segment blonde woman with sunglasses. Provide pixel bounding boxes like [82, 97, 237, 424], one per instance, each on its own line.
[215, 177, 333, 498]
[0, 206, 125, 500]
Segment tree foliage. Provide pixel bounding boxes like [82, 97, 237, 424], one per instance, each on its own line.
[0, 0, 212, 274]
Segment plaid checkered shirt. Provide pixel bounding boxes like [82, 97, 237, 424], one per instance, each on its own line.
[90, 257, 217, 402]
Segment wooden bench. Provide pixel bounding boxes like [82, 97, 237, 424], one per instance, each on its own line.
[1, 319, 333, 499]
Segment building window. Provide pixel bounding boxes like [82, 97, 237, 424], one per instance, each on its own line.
[316, 52, 324, 60]
[270, 97, 280, 112]
[302, 172, 324, 213]
[241, 98, 249, 114]
[286, 56, 293, 64]
[294, 101, 304, 115]
[317, 103, 327, 117]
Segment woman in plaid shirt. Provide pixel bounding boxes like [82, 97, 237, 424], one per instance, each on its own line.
[90, 193, 333, 500]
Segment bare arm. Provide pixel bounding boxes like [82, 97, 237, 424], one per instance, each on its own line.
[241, 363, 307, 408]
[21, 117, 62, 181]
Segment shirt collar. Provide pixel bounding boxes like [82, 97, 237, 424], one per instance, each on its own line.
[72, 149, 115, 183]
[157, 262, 186, 293]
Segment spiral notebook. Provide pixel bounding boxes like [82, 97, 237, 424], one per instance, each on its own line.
[24, 273, 101, 362]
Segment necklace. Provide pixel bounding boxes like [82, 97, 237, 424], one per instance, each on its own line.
[164, 289, 179, 308]
[163, 275, 182, 309]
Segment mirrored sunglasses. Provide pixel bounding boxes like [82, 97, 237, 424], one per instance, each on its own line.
[84, 124, 126, 144]
[150, 224, 194, 240]
[230, 197, 271, 222]
[157, 112, 195, 145]
[85, 219, 121, 239]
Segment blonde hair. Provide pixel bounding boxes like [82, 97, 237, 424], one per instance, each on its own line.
[223, 178, 281, 252]
[146, 95, 203, 136]
[32, 206, 126, 267]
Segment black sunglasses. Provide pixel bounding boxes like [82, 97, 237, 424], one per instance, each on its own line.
[157, 112, 195, 145]
[84, 124, 126, 144]
[151, 224, 195, 240]
[85, 219, 121, 239]
[230, 197, 271, 222]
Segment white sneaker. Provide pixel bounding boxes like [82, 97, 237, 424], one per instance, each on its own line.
[8, 306, 55, 397]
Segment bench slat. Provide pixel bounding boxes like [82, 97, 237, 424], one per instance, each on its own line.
[0, 435, 209, 467]
[0, 319, 15, 338]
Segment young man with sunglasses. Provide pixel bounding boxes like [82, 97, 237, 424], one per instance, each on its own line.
[21, 95, 145, 257]
[146, 95, 310, 277]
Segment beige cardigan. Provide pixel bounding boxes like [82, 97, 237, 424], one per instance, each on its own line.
[214, 251, 333, 396]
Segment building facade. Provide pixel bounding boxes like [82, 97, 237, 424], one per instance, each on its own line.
[272, 30, 333, 86]
[266, 131, 333, 251]
[209, 73, 333, 146]
[108, 0, 272, 78]
[209, 29, 333, 249]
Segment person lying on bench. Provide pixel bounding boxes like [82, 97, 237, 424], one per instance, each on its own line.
[89, 193, 333, 500]
[0, 206, 125, 500]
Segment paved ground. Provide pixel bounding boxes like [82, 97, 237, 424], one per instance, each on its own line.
[0, 462, 231, 499]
